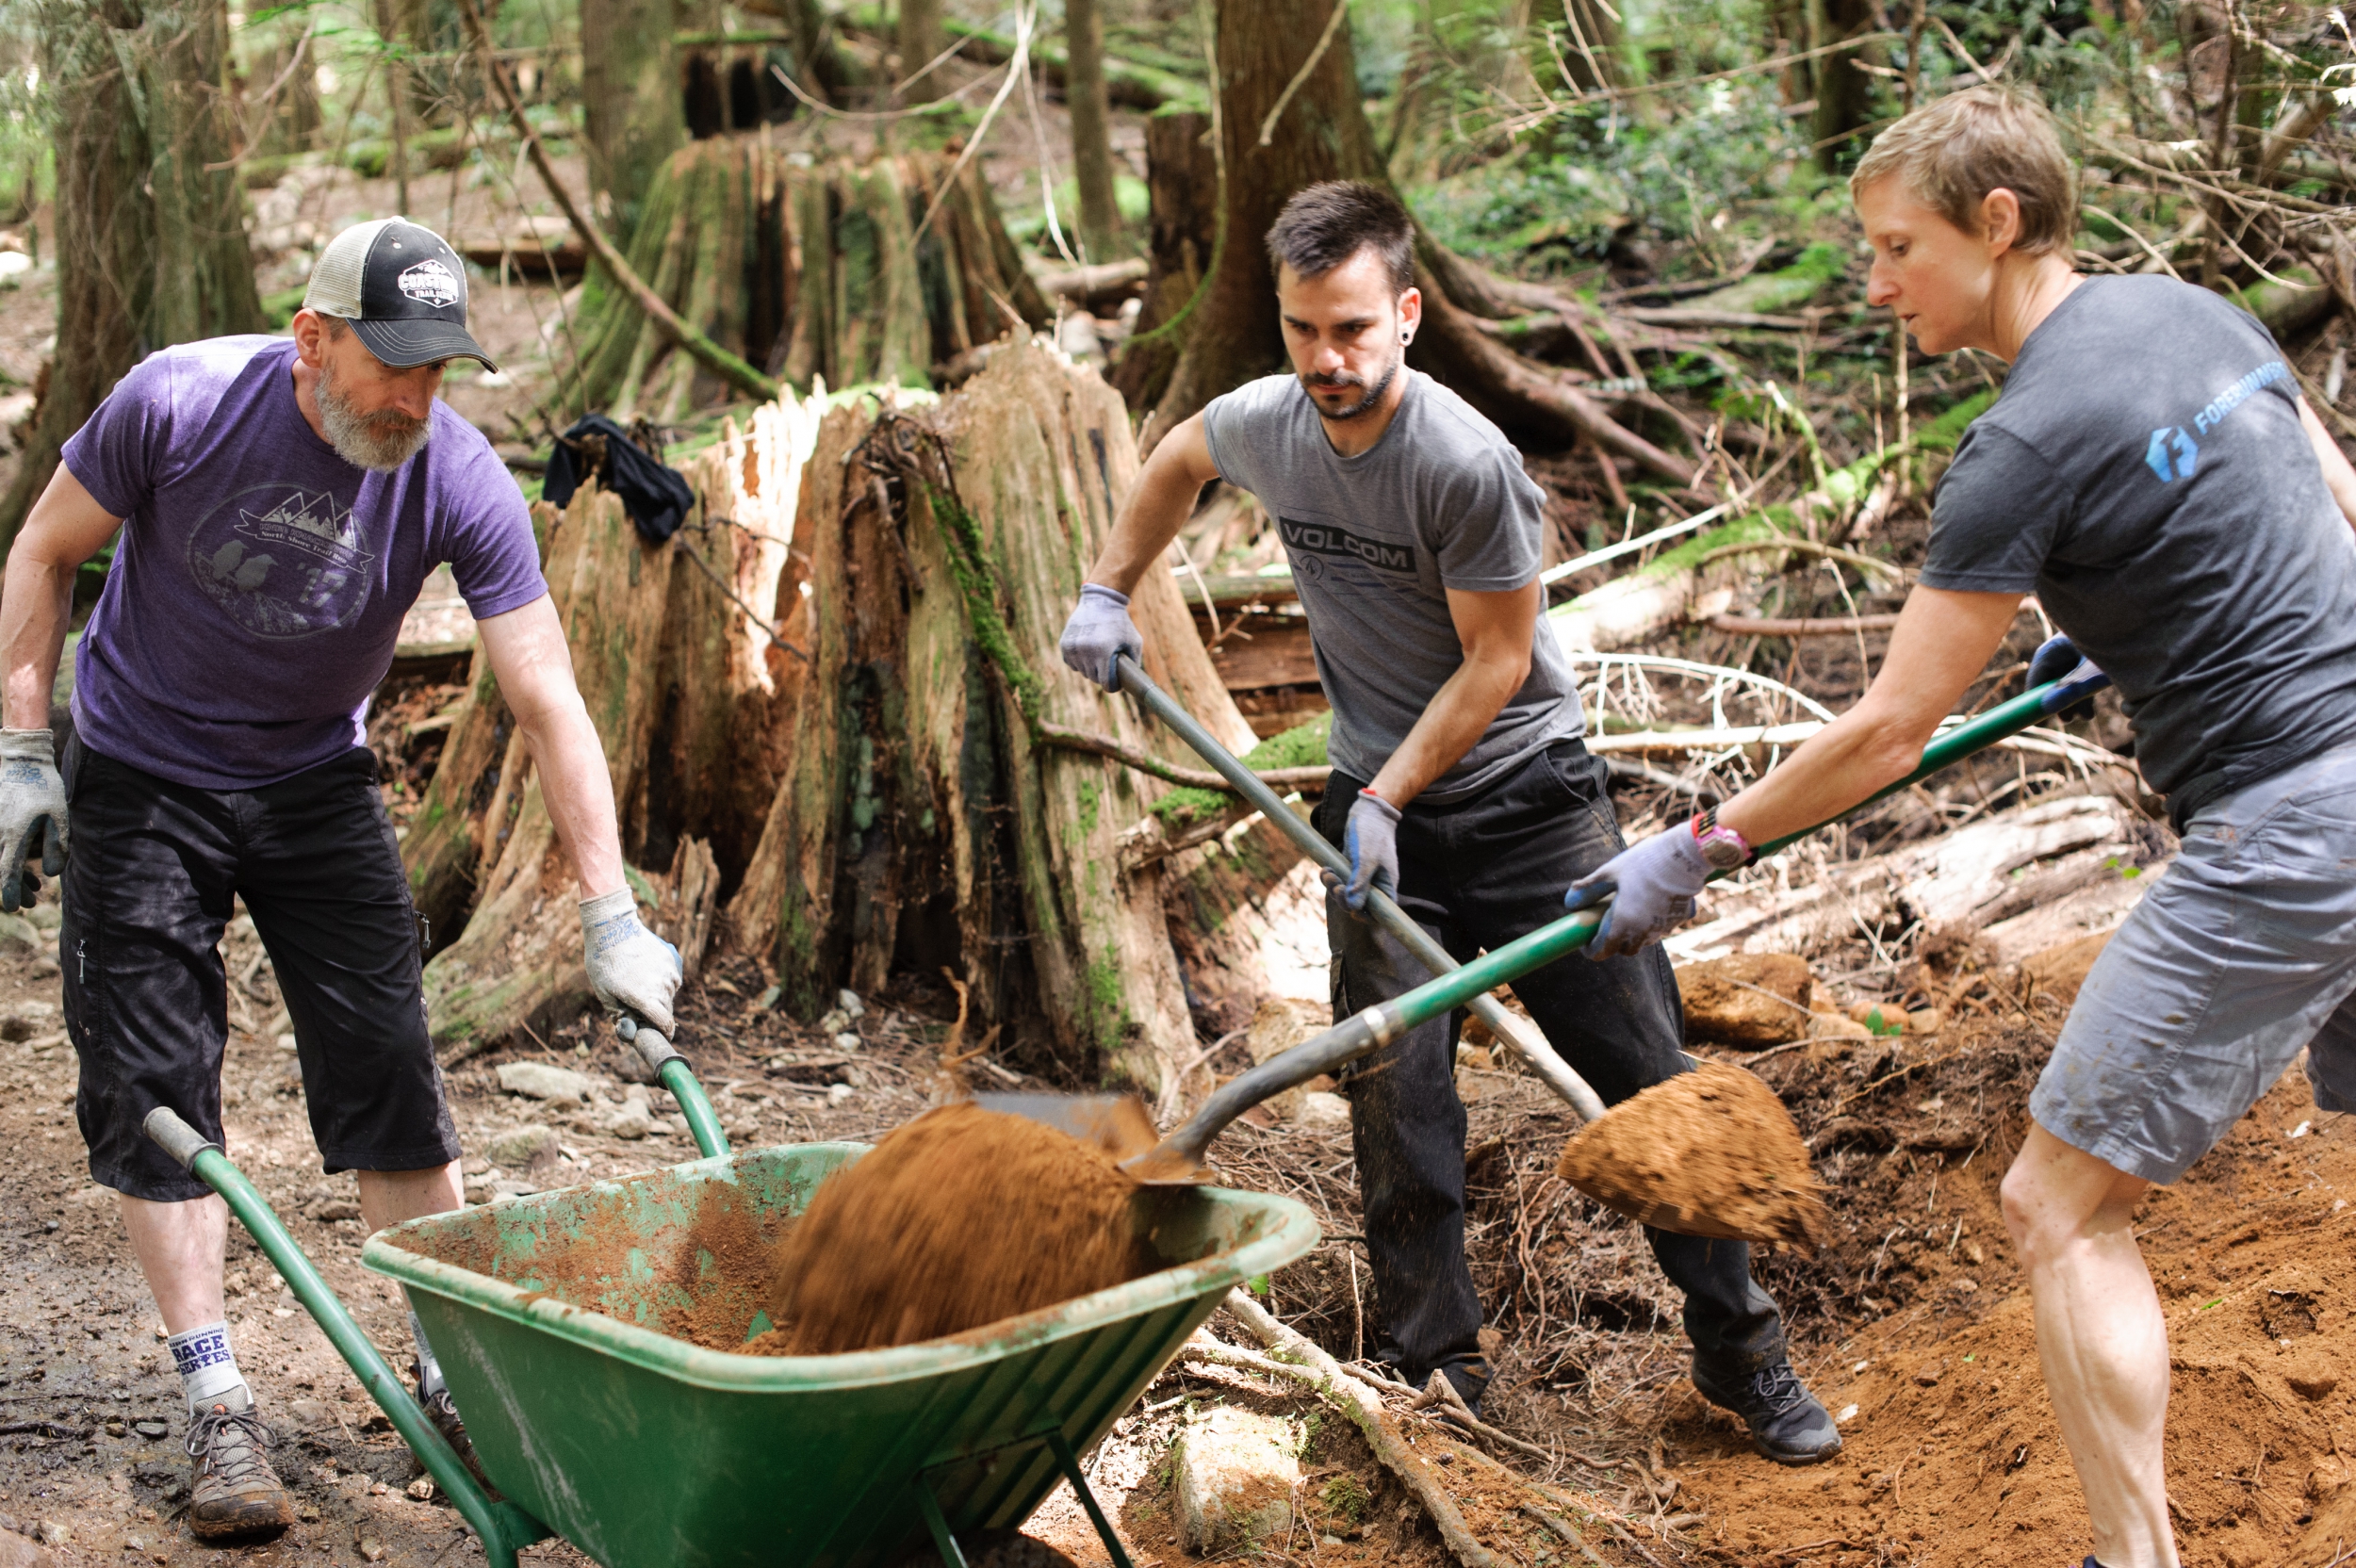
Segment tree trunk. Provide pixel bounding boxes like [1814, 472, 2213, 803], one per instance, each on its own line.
[1140, 0, 1683, 478]
[2, 0, 264, 551]
[409, 395, 823, 1042]
[564, 142, 1051, 419]
[897, 0, 946, 102]
[1066, 0, 1124, 262]
[1109, 107, 1217, 413]
[419, 485, 679, 1055]
[1143, 0, 1384, 448]
[728, 345, 1255, 1094]
[581, 0, 682, 242]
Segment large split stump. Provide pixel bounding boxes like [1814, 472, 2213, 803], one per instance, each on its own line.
[726, 343, 1260, 1094]
[405, 396, 824, 1055]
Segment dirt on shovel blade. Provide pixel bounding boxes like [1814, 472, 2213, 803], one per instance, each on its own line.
[757, 1101, 1151, 1355]
[1554, 1061, 1828, 1249]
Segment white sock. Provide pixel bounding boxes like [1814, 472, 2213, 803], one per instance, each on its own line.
[167, 1320, 247, 1413]
[408, 1307, 447, 1398]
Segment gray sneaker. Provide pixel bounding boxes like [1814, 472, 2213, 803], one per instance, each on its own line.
[185, 1387, 294, 1541]
[1691, 1356, 1843, 1465]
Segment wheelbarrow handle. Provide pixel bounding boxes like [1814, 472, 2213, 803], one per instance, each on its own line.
[1144, 663, 2115, 1171]
[140, 1108, 550, 1568]
[1111, 653, 1608, 1122]
[614, 1013, 731, 1160]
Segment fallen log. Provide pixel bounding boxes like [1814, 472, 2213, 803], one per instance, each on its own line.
[1705, 611, 1901, 636]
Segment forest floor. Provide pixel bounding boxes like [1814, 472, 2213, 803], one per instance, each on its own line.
[8, 879, 2356, 1568]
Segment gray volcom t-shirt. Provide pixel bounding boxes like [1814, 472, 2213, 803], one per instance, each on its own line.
[1922, 275, 2356, 813]
[1202, 370, 1581, 803]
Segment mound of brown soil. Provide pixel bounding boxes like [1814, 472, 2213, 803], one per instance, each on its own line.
[761, 1101, 1149, 1355]
[1554, 1061, 1828, 1249]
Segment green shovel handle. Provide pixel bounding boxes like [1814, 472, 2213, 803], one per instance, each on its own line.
[1145, 666, 2114, 1170]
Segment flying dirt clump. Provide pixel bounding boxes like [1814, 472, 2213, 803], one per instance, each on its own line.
[758, 1101, 1151, 1354]
[1555, 1062, 1828, 1249]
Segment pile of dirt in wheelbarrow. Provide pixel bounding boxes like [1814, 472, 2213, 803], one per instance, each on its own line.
[748, 1102, 1152, 1355]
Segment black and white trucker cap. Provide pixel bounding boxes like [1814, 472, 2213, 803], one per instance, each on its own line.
[303, 218, 498, 371]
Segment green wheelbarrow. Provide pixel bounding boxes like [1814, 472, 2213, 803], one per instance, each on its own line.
[143, 1022, 1319, 1568]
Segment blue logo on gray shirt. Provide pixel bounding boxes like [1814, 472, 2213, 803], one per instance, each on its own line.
[2146, 426, 2199, 483]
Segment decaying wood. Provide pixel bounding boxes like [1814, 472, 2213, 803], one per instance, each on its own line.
[564, 140, 1051, 418]
[411, 395, 824, 1054]
[457, 0, 780, 403]
[1667, 793, 2153, 964]
[727, 345, 1261, 1091]
[421, 485, 679, 1058]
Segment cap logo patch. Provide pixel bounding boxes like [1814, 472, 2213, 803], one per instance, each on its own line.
[396, 258, 461, 308]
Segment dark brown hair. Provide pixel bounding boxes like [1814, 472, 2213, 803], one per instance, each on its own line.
[1265, 181, 1415, 293]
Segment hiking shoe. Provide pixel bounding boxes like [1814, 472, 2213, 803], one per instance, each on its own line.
[414, 1365, 500, 1502]
[185, 1389, 294, 1541]
[1691, 1357, 1842, 1465]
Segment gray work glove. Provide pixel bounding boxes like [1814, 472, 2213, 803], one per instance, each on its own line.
[1563, 824, 1711, 959]
[0, 728, 68, 913]
[1057, 583, 1144, 693]
[580, 887, 681, 1036]
[1320, 790, 1401, 913]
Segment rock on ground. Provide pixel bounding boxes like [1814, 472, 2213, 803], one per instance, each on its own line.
[1172, 1404, 1301, 1553]
[1674, 953, 1814, 1045]
[495, 1061, 595, 1103]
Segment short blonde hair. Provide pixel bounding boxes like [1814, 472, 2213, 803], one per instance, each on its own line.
[1850, 86, 2076, 255]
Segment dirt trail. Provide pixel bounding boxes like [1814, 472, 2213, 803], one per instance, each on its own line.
[1668, 1056, 2356, 1568]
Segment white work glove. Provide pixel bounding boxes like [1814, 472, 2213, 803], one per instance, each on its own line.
[1057, 583, 1144, 692]
[580, 888, 681, 1035]
[0, 728, 68, 913]
[1562, 823, 1712, 960]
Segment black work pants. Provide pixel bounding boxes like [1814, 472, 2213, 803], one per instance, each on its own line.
[62, 737, 458, 1203]
[1314, 740, 1786, 1392]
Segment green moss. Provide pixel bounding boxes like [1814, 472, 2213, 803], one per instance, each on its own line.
[1151, 710, 1333, 827]
[917, 481, 1050, 727]
[1075, 778, 1101, 838]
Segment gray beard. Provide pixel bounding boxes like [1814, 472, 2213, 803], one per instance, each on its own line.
[1301, 349, 1401, 422]
[318, 359, 432, 471]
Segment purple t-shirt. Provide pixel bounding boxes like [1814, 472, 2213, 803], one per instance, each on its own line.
[61, 335, 547, 790]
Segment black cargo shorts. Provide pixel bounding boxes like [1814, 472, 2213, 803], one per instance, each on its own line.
[61, 735, 460, 1202]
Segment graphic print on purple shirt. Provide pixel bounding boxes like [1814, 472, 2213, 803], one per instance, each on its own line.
[60, 335, 547, 791]
[190, 486, 379, 637]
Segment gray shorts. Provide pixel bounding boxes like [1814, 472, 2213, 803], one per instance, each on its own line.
[2034, 743, 2356, 1184]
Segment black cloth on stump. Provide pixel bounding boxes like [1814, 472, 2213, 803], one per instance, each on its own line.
[543, 416, 695, 543]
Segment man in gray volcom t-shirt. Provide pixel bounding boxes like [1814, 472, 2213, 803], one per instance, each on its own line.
[1057, 181, 1838, 1463]
[1199, 369, 1582, 800]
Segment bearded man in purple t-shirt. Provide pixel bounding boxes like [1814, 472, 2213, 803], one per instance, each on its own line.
[0, 219, 679, 1544]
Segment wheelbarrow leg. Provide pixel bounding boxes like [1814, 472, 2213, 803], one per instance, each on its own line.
[1045, 1431, 1136, 1568]
[912, 1479, 970, 1568]
[144, 1108, 552, 1568]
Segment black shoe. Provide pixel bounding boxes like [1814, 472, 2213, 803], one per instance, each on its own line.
[412, 1364, 500, 1501]
[1691, 1357, 1842, 1465]
[1438, 1360, 1490, 1420]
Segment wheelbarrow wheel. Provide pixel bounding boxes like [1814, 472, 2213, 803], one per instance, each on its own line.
[894, 1528, 1083, 1568]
